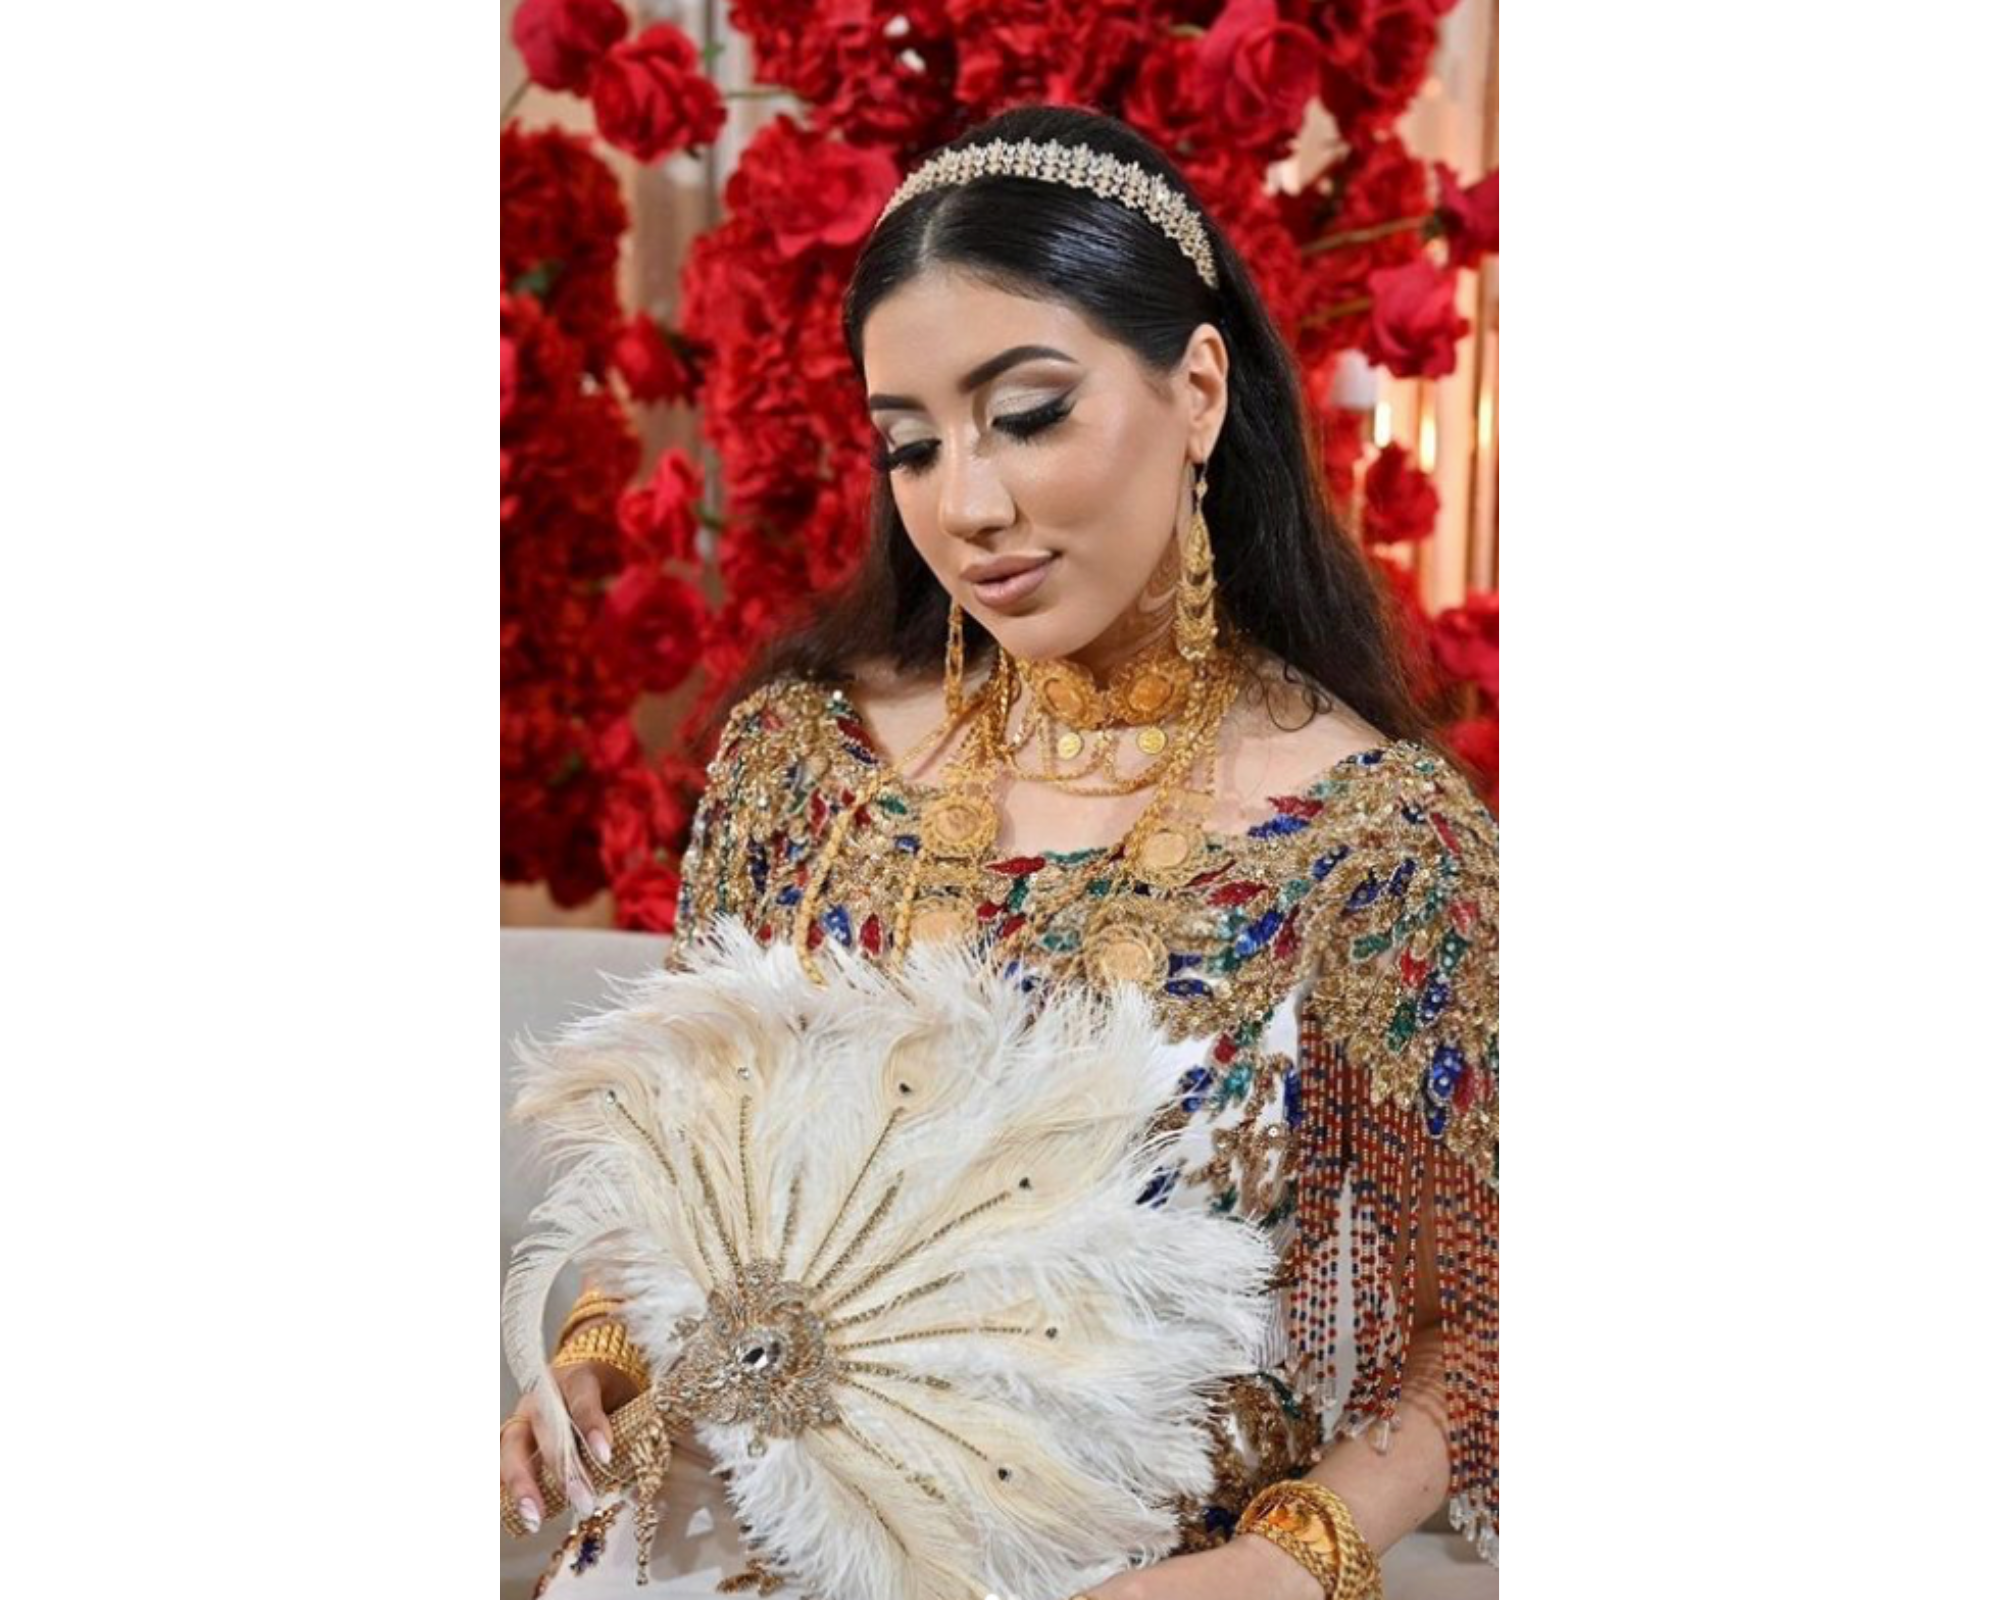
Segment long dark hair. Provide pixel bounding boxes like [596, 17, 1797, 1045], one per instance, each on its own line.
[728, 104, 1434, 750]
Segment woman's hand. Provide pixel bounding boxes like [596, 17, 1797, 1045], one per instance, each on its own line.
[499, 1319, 644, 1532]
[1076, 1532, 1320, 1600]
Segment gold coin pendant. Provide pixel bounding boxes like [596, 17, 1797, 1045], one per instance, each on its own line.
[1136, 725, 1168, 755]
[923, 793, 998, 858]
[1088, 926, 1166, 987]
[1055, 730, 1085, 760]
[1137, 824, 1196, 876]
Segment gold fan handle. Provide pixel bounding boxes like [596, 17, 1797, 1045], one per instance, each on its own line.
[500, 1392, 665, 1537]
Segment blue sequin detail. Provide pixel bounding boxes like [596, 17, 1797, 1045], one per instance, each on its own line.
[1419, 972, 1452, 1024]
[1165, 978, 1213, 998]
[1344, 874, 1382, 912]
[823, 905, 852, 947]
[1167, 952, 1206, 976]
[894, 833, 921, 853]
[1426, 1041, 1466, 1105]
[747, 842, 769, 895]
[775, 884, 803, 907]
[1282, 1066, 1303, 1128]
[1311, 844, 1351, 880]
[1234, 908, 1284, 957]
[1139, 1168, 1178, 1207]
[1426, 1101, 1450, 1137]
[1248, 812, 1309, 840]
[1387, 856, 1417, 896]
[1180, 1065, 1214, 1113]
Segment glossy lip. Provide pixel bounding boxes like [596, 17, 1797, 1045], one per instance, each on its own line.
[962, 551, 1057, 584]
[968, 552, 1057, 610]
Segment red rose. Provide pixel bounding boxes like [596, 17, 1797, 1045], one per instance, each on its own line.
[1362, 442, 1440, 545]
[611, 312, 693, 404]
[588, 24, 726, 163]
[1434, 162, 1498, 269]
[949, 0, 1151, 115]
[1443, 714, 1499, 812]
[1430, 591, 1499, 703]
[1320, 0, 1440, 136]
[1196, 0, 1321, 160]
[602, 566, 707, 694]
[1368, 551, 1438, 701]
[1363, 257, 1470, 378]
[510, 0, 629, 94]
[1314, 400, 1368, 509]
[616, 447, 703, 565]
[1126, 33, 1209, 156]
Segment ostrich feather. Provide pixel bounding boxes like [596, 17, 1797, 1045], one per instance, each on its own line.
[503, 916, 1276, 1599]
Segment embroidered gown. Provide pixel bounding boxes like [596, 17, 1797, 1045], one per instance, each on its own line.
[531, 673, 1499, 1598]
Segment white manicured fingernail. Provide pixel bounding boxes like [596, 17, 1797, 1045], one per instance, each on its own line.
[518, 1498, 541, 1532]
[591, 1430, 613, 1465]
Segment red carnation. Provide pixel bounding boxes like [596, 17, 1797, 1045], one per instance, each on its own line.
[1434, 162, 1499, 270]
[1362, 442, 1440, 545]
[511, 0, 629, 94]
[720, 116, 901, 260]
[589, 23, 726, 163]
[612, 312, 693, 404]
[1363, 257, 1470, 379]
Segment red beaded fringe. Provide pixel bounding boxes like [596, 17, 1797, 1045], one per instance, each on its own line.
[1288, 1009, 1500, 1562]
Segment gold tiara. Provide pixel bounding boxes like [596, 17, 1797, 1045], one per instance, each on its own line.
[874, 137, 1220, 291]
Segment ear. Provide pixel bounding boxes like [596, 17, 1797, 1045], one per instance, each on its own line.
[1178, 322, 1229, 459]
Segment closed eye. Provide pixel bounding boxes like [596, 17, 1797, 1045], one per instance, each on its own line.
[870, 396, 1074, 478]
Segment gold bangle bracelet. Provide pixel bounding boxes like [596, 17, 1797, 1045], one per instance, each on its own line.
[551, 1317, 653, 1392]
[557, 1290, 625, 1345]
[1235, 1479, 1384, 1600]
[500, 1390, 662, 1538]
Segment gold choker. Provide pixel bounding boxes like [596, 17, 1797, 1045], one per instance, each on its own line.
[1017, 633, 1193, 735]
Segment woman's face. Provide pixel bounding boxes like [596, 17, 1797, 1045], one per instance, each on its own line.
[860, 268, 1228, 665]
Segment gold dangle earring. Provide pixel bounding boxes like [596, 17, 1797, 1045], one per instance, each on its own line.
[943, 596, 967, 718]
[1175, 459, 1217, 666]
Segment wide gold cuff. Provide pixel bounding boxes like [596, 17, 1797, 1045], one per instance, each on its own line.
[551, 1317, 653, 1393]
[557, 1288, 625, 1346]
[1235, 1478, 1384, 1600]
[499, 1391, 662, 1537]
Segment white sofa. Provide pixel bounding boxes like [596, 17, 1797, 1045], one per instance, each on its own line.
[500, 929, 1495, 1599]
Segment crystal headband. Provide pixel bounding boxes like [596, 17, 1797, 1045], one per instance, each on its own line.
[873, 137, 1220, 291]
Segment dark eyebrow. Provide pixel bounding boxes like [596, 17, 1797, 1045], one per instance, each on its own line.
[867, 344, 1078, 412]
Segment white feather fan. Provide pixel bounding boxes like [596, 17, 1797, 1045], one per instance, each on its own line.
[503, 916, 1275, 1599]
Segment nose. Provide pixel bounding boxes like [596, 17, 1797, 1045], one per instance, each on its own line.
[934, 438, 1016, 544]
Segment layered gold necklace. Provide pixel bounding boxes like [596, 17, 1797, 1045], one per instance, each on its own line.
[1005, 626, 1205, 796]
[792, 625, 1248, 990]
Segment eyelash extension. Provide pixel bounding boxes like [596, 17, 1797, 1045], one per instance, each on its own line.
[870, 397, 1074, 477]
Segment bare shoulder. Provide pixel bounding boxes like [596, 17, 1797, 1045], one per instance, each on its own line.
[1227, 650, 1390, 794]
[846, 656, 949, 765]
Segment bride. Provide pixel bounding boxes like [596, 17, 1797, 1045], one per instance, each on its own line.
[501, 103, 1497, 1600]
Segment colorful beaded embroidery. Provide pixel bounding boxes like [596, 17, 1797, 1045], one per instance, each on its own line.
[669, 673, 1501, 1560]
